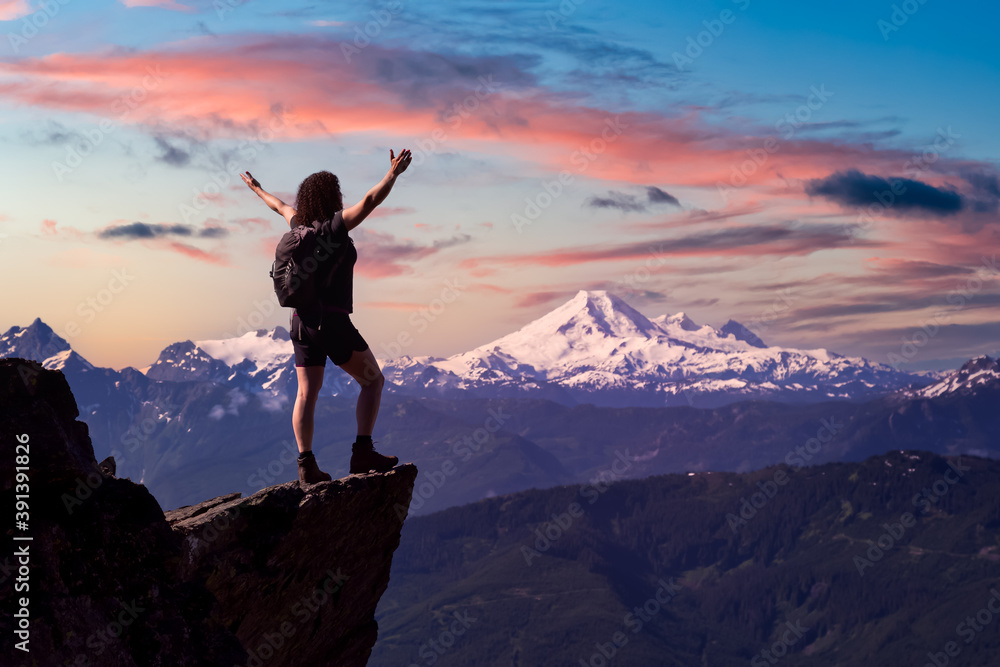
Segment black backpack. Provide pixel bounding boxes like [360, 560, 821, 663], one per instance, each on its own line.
[270, 221, 346, 309]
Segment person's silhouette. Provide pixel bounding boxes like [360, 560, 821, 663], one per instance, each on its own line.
[242, 148, 413, 483]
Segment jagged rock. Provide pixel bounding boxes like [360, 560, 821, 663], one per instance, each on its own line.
[0, 358, 417, 667]
[0, 358, 246, 666]
[98, 455, 117, 477]
[165, 466, 418, 667]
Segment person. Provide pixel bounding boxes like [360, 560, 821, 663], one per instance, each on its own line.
[241, 148, 413, 483]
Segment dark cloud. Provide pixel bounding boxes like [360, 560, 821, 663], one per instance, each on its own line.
[805, 169, 963, 215]
[962, 170, 1000, 214]
[463, 224, 882, 276]
[790, 292, 1000, 321]
[41, 124, 78, 144]
[964, 171, 1000, 197]
[647, 186, 680, 207]
[586, 192, 646, 213]
[198, 226, 229, 238]
[683, 297, 720, 308]
[432, 233, 472, 249]
[352, 229, 440, 277]
[18, 120, 82, 146]
[865, 259, 977, 281]
[349, 47, 538, 112]
[98, 222, 228, 240]
[587, 186, 681, 213]
[153, 135, 192, 167]
[830, 321, 1000, 372]
[333, 0, 678, 105]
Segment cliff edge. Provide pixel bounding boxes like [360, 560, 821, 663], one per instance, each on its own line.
[0, 358, 416, 667]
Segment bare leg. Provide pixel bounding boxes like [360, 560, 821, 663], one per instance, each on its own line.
[337, 347, 384, 436]
[293, 365, 325, 453]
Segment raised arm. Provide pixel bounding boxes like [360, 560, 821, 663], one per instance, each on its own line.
[341, 148, 412, 231]
[241, 171, 298, 227]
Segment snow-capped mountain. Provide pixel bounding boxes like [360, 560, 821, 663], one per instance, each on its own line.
[3, 312, 998, 514]
[908, 355, 1000, 399]
[0, 291, 942, 409]
[380, 290, 927, 407]
[0, 318, 98, 374]
[145, 328, 299, 396]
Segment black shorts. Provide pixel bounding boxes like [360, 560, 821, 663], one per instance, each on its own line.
[291, 311, 369, 367]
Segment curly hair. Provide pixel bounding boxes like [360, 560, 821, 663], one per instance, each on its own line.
[294, 171, 344, 226]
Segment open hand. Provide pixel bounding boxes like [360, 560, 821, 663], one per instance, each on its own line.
[389, 149, 412, 176]
[241, 170, 262, 191]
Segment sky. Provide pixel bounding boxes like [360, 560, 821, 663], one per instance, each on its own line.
[1, 0, 998, 372]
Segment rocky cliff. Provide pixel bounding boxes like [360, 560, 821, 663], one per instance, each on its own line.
[0, 358, 416, 667]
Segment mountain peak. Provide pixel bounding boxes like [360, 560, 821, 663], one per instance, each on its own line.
[0, 318, 73, 364]
[556, 290, 661, 337]
[959, 354, 998, 373]
[913, 355, 999, 399]
[718, 319, 767, 348]
[662, 311, 701, 332]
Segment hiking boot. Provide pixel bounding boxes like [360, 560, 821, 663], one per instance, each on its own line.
[350, 440, 398, 474]
[297, 451, 332, 484]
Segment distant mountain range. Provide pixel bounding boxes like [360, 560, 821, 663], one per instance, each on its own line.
[381, 290, 932, 407]
[373, 450, 1000, 666]
[3, 294, 997, 514]
[25, 290, 941, 408]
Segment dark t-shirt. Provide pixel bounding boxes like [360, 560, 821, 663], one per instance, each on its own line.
[289, 211, 357, 323]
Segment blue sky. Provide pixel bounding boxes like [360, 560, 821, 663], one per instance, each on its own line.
[1, 0, 997, 371]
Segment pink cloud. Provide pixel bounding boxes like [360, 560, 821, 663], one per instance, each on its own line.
[166, 241, 229, 265]
[460, 225, 885, 275]
[367, 206, 416, 219]
[0, 33, 956, 196]
[515, 291, 571, 309]
[0, 0, 31, 21]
